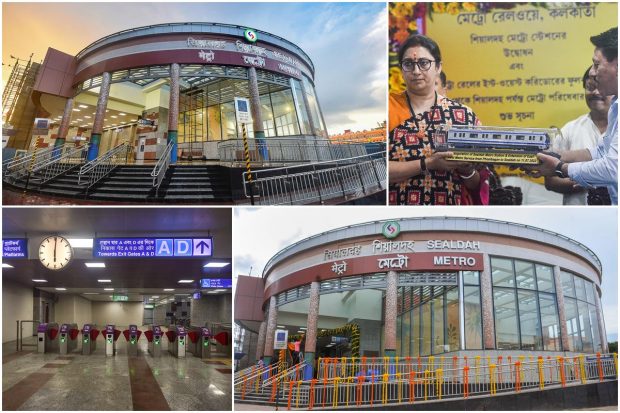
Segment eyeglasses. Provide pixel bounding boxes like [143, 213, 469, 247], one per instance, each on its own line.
[401, 58, 436, 72]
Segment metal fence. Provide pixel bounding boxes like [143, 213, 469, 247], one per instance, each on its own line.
[218, 137, 368, 166]
[242, 152, 386, 205]
[3, 145, 68, 183]
[151, 141, 174, 196]
[78, 143, 129, 189]
[36, 146, 88, 184]
[235, 353, 618, 410]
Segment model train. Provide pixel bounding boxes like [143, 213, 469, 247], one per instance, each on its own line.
[435, 125, 553, 153]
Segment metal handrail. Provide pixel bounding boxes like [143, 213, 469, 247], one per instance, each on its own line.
[218, 137, 368, 166]
[36, 145, 89, 184]
[151, 141, 174, 196]
[78, 142, 128, 188]
[242, 152, 386, 205]
[234, 364, 279, 387]
[17, 320, 40, 352]
[3, 146, 59, 183]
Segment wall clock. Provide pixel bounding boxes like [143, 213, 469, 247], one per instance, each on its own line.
[39, 236, 73, 270]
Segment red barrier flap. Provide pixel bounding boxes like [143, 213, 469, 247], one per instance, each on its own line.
[69, 329, 79, 340]
[214, 331, 229, 346]
[188, 331, 199, 343]
[113, 329, 121, 342]
[122, 330, 130, 341]
[165, 331, 176, 342]
[144, 330, 154, 342]
[48, 328, 59, 341]
[91, 329, 100, 340]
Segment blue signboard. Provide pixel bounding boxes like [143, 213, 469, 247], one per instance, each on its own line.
[193, 292, 202, 299]
[200, 278, 232, 289]
[94, 237, 212, 258]
[2, 238, 28, 258]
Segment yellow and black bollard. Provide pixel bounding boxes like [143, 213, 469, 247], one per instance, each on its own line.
[241, 123, 255, 205]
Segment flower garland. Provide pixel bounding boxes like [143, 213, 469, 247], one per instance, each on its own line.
[316, 323, 361, 358]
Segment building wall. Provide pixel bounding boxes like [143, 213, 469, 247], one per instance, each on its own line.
[2, 280, 33, 343]
[191, 294, 232, 327]
[153, 304, 168, 326]
[92, 302, 144, 329]
[54, 295, 93, 327]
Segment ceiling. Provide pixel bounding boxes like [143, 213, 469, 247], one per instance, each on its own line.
[2, 208, 232, 302]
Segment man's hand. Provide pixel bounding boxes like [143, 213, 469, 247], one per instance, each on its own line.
[521, 152, 562, 178]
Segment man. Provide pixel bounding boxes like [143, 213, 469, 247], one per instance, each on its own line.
[544, 67, 613, 204]
[531, 27, 618, 205]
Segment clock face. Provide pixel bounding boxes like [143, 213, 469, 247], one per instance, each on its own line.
[39, 236, 73, 270]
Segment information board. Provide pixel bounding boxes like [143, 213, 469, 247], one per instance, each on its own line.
[94, 237, 212, 258]
[274, 329, 289, 350]
[200, 278, 232, 289]
[3, 238, 28, 258]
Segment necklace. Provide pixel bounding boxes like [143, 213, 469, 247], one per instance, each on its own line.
[405, 91, 438, 118]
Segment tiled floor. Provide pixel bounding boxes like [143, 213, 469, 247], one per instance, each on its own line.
[2, 339, 232, 410]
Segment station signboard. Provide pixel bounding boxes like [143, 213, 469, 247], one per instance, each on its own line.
[200, 278, 232, 289]
[93, 237, 212, 258]
[274, 329, 288, 350]
[2, 238, 28, 258]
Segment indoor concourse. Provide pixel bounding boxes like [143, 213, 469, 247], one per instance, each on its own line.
[2, 208, 233, 411]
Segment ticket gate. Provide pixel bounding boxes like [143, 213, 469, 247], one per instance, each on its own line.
[58, 323, 79, 354]
[166, 326, 187, 358]
[146, 326, 163, 357]
[122, 325, 142, 357]
[37, 323, 59, 353]
[104, 324, 121, 356]
[188, 327, 211, 359]
[81, 324, 99, 355]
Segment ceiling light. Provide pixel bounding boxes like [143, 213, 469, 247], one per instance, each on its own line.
[204, 262, 230, 268]
[68, 238, 93, 248]
[111, 115, 118, 118]
[85, 262, 105, 268]
[32, 279, 47, 282]
[163, 288, 175, 291]
[178, 280, 194, 283]
[79, 104, 88, 108]
[277, 325, 285, 328]
[300, 327, 307, 330]
[207, 291, 219, 294]
[119, 113, 126, 116]
[104, 288, 114, 291]
[83, 292, 99, 295]
[72, 108, 80, 112]
[151, 296, 159, 298]
[97, 279, 111, 283]
[84, 115, 91, 119]
[55, 287, 67, 291]
[2, 263, 14, 268]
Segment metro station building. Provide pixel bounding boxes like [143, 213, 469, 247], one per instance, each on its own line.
[19, 22, 327, 160]
[236, 217, 608, 371]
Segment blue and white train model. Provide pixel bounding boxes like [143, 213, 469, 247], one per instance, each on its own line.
[435, 125, 554, 153]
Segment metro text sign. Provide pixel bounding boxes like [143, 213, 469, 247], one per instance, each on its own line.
[94, 238, 212, 258]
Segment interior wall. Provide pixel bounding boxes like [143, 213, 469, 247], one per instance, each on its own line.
[3, 280, 34, 343]
[190, 294, 232, 327]
[92, 302, 144, 329]
[54, 295, 93, 327]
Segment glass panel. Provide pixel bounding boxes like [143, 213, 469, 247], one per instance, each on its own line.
[446, 288, 459, 352]
[463, 286, 482, 349]
[589, 304, 602, 353]
[564, 297, 581, 351]
[585, 282, 595, 304]
[260, 94, 275, 137]
[518, 290, 542, 350]
[493, 288, 520, 349]
[535, 264, 555, 292]
[291, 79, 311, 134]
[539, 293, 561, 351]
[578, 300, 593, 353]
[574, 277, 587, 302]
[206, 105, 222, 140]
[561, 271, 575, 298]
[515, 260, 536, 290]
[402, 310, 410, 357]
[220, 101, 237, 139]
[301, 76, 326, 137]
[421, 301, 431, 356]
[462, 271, 479, 285]
[397, 315, 402, 357]
[411, 304, 420, 357]
[491, 257, 514, 287]
[271, 89, 300, 137]
[432, 295, 444, 354]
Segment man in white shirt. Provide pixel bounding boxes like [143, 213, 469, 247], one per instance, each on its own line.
[544, 68, 612, 204]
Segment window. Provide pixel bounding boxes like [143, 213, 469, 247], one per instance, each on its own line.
[494, 288, 520, 349]
[516, 135, 525, 140]
[493, 134, 501, 139]
[565, 297, 581, 351]
[539, 293, 561, 351]
[515, 260, 535, 290]
[491, 257, 514, 287]
[561, 271, 575, 297]
[536, 264, 554, 292]
[518, 290, 542, 350]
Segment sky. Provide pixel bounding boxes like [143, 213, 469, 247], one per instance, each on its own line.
[234, 207, 619, 342]
[1, 2, 387, 135]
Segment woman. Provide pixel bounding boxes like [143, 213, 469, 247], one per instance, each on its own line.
[389, 34, 485, 205]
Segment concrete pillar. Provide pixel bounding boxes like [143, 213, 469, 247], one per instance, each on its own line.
[167, 63, 180, 165]
[87, 72, 111, 161]
[55, 98, 74, 148]
[247, 67, 264, 140]
[255, 320, 267, 362]
[553, 265, 571, 351]
[304, 281, 320, 378]
[593, 287, 608, 351]
[263, 296, 277, 365]
[480, 254, 496, 349]
[384, 271, 398, 357]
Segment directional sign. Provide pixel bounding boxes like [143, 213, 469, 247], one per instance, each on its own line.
[274, 329, 288, 350]
[2, 238, 28, 258]
[200, 278, 232, 289]
[234, 97, 252, 124]
[94, 237, 213, 258]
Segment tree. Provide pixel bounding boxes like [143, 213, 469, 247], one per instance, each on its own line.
[608, 341, 617, 353]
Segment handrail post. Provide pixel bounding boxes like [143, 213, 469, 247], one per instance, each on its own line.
[314, 164, 323, 204]
[16, 320, 19, 352]
[355, 163, 367, 195]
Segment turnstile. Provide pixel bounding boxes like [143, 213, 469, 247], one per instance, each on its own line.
[104, 324, 120, 356]
[81, 324, 99, 355]
[58, 323, 78, 354]
[188, 327, 211, 359]
[166, 326, 187, 358]
[147, 326, 163, 357]
[37, 322, 59, 353]
[123, 325, 142, 357]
